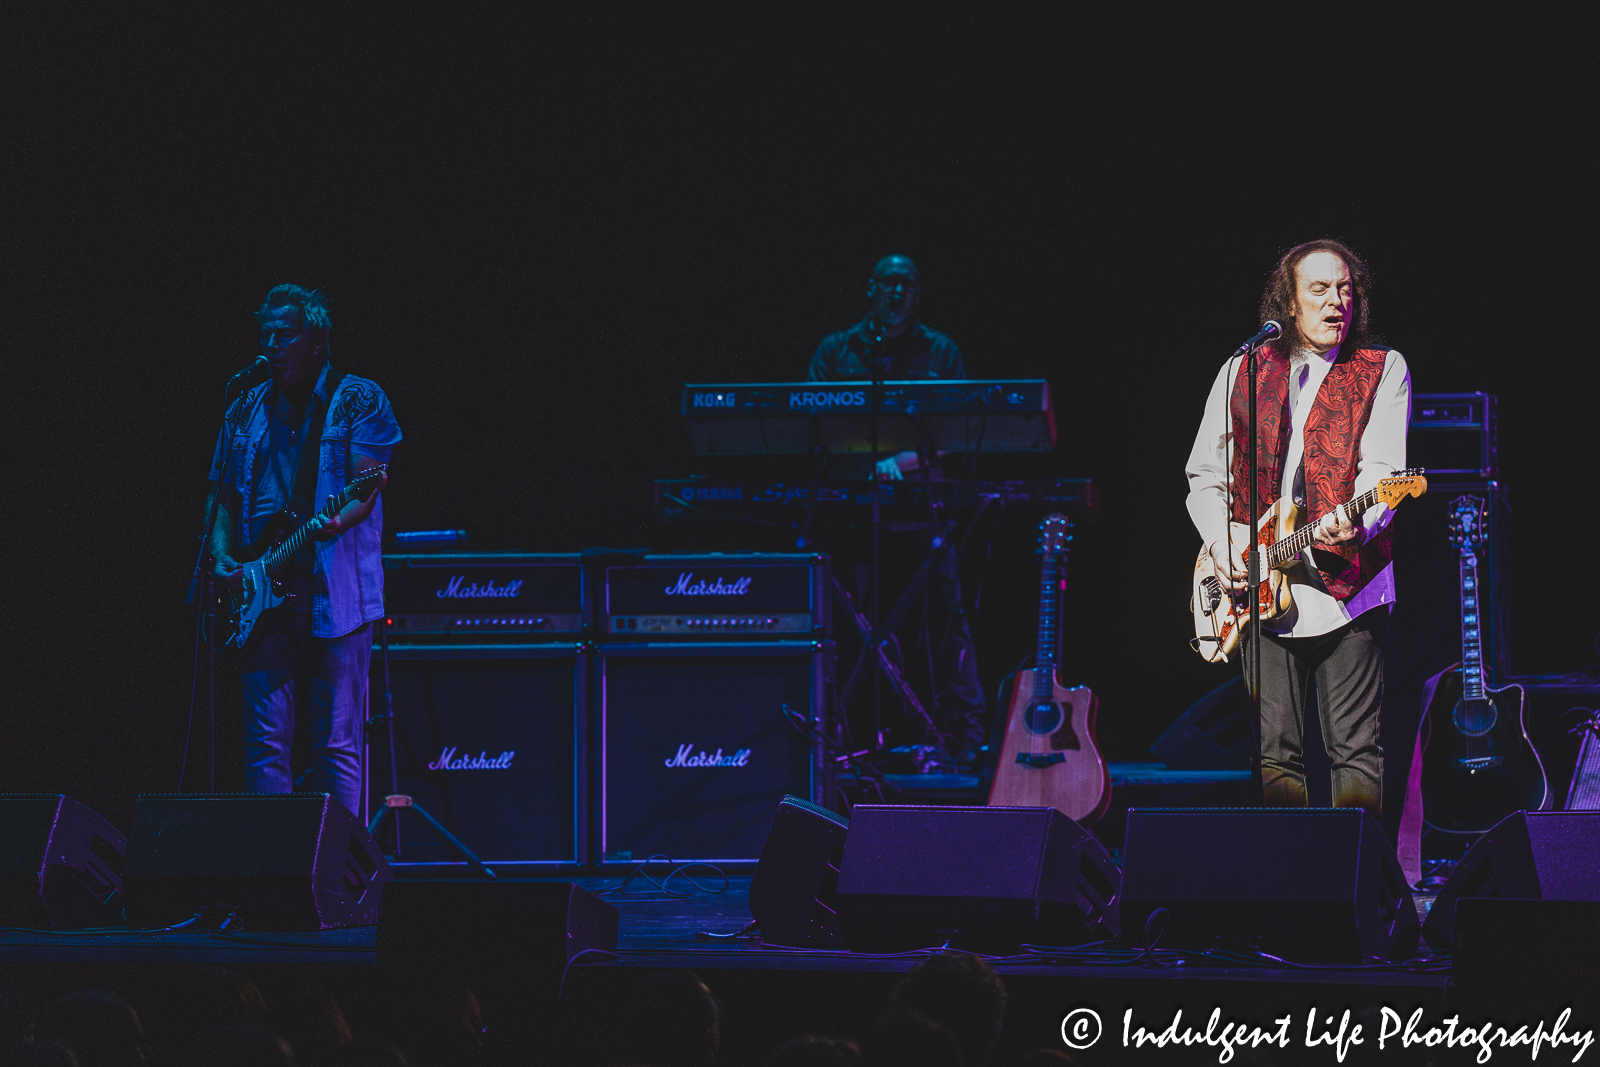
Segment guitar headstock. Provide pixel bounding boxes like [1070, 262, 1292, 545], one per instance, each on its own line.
[1449, 494, 1488, 555]
[1037, 513, 1072, 556]
[1375, 468, 1428, 509]
[343, 464, 388, 501]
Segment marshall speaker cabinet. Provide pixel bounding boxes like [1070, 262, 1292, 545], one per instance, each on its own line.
[376, 642, 587, 869]
[600, 552, 827, 639]
[377, 553, 590, 869]
[594, 639, 833, 867]
[381, 553, 587, 640]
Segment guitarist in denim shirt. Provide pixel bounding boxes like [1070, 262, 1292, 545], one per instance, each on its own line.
[204, 284, 401, 817]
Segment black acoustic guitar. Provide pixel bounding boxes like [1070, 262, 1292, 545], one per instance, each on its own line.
[1419, 494, 1548, 833]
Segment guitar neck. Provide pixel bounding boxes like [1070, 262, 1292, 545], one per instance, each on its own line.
[261, 483, 361, 575]
[1460, 548, 1486, 699]
[1032, 553, 1061, 699]
[1266, 486, 1381, 569]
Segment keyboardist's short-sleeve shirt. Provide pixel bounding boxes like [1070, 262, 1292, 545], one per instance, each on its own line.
[806, 316, 967, 382]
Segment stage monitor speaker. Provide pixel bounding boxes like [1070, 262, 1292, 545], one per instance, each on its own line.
[380, 642, 585, 868]
[749, 795, 849, 948]
[1421, 810, 1600, 949]
[1450, 898, 1600, 1017]
[0, 794, 125, 928]
[833, 805, 1121, 952]
[377, 880, 618, 980]
[596, 640, 831, 865]
[122, 794, 391, 930]
[1120, 808, 1419, 963]
[1151, 676, 1252, 770]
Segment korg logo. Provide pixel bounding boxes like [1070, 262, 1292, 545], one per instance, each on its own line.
[692, 392, 736, 408]
[664, 744, 752, 768]
[789, 390, 866, 409]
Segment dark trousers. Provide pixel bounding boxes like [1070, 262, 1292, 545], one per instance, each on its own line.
[1244, 611, 1386, 820]
[239, 613, 371, 817]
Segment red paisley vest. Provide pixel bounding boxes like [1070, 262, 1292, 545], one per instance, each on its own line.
[1228, 344, 1394, 601]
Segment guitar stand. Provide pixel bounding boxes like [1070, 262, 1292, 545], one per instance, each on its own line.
[831, 569, 944, 746]
[366, 618, 496, 880]
[835, 406, 965, 756]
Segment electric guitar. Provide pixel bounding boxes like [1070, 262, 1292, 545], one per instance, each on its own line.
[1419, 494, 1548, 833]
[989, 514, 1110, 823]
[212, 465, 387, 653]
[1190, 469, 1428, 663]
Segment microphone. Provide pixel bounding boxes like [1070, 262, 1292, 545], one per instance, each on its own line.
[1233, 321, 1282, 356]
[227, 355, 270, 391]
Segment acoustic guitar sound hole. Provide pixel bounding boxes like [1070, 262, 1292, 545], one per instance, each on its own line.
[1024, 702, 1063, 734]
[1452, 698, 1498, 737]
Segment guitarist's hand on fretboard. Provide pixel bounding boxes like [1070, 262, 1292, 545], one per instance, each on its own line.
[311, 463, 387, 542]
[1310, 502, 1380, 547]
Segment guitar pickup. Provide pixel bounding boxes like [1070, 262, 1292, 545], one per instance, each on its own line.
[1016, 753, 1066, 768]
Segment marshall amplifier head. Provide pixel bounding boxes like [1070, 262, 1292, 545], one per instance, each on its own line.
[383, 553, 585, 641]
[601, 552, 828, 639]
[1411, 392, 1497, 479]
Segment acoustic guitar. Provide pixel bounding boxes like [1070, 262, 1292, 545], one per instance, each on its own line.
[1419, 494, 1548, 833]
[1190, 468, 1428, 663]
[212, 464, 387, 653]
[989, 514, 1109, 823]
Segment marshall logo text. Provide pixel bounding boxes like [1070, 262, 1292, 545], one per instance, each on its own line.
[663, 573, 753, 597]
[436, 576, 525, 600]
[429, 748, 516, 771]
[664, 744, 752, 768]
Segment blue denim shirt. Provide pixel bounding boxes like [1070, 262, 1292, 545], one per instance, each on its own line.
[209, 363, 402, 638]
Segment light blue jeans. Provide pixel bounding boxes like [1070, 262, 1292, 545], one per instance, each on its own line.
[240, 614, 369, 817]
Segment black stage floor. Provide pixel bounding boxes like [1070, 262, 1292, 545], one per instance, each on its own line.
[2, 878, 1458, 1064]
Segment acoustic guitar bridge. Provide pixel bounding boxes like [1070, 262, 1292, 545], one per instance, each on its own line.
[1016, 753, 1066, 768]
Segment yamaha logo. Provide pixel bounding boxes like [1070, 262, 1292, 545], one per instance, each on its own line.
[679, 485, 742, 502]
[664, 744, 752, 768]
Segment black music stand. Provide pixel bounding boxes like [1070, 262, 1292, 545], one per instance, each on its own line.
[366, 617, 497, 879]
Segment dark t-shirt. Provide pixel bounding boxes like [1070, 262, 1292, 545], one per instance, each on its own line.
[806, 316, 967, 382]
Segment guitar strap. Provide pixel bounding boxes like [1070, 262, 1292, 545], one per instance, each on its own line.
[288, 368, 347, 523]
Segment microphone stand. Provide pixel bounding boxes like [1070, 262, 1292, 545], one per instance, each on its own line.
[869, 328, 885, 749]
[184, 373, 256, 791]
[1245, 337, 1265, 806]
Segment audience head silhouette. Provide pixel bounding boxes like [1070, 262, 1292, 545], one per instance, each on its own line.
[621, 971, 720, 1067]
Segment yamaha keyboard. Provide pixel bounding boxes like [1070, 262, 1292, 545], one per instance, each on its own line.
[654, 478, 1096, 523]
[681, 379, 1055, 455]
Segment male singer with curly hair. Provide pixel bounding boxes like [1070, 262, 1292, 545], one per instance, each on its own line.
[1186, 241, 1410, 817]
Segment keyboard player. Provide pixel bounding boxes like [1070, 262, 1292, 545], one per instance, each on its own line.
[806, 255, 986, 772]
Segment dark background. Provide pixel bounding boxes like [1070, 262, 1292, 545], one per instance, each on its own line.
[4, 9, 1594, 830]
